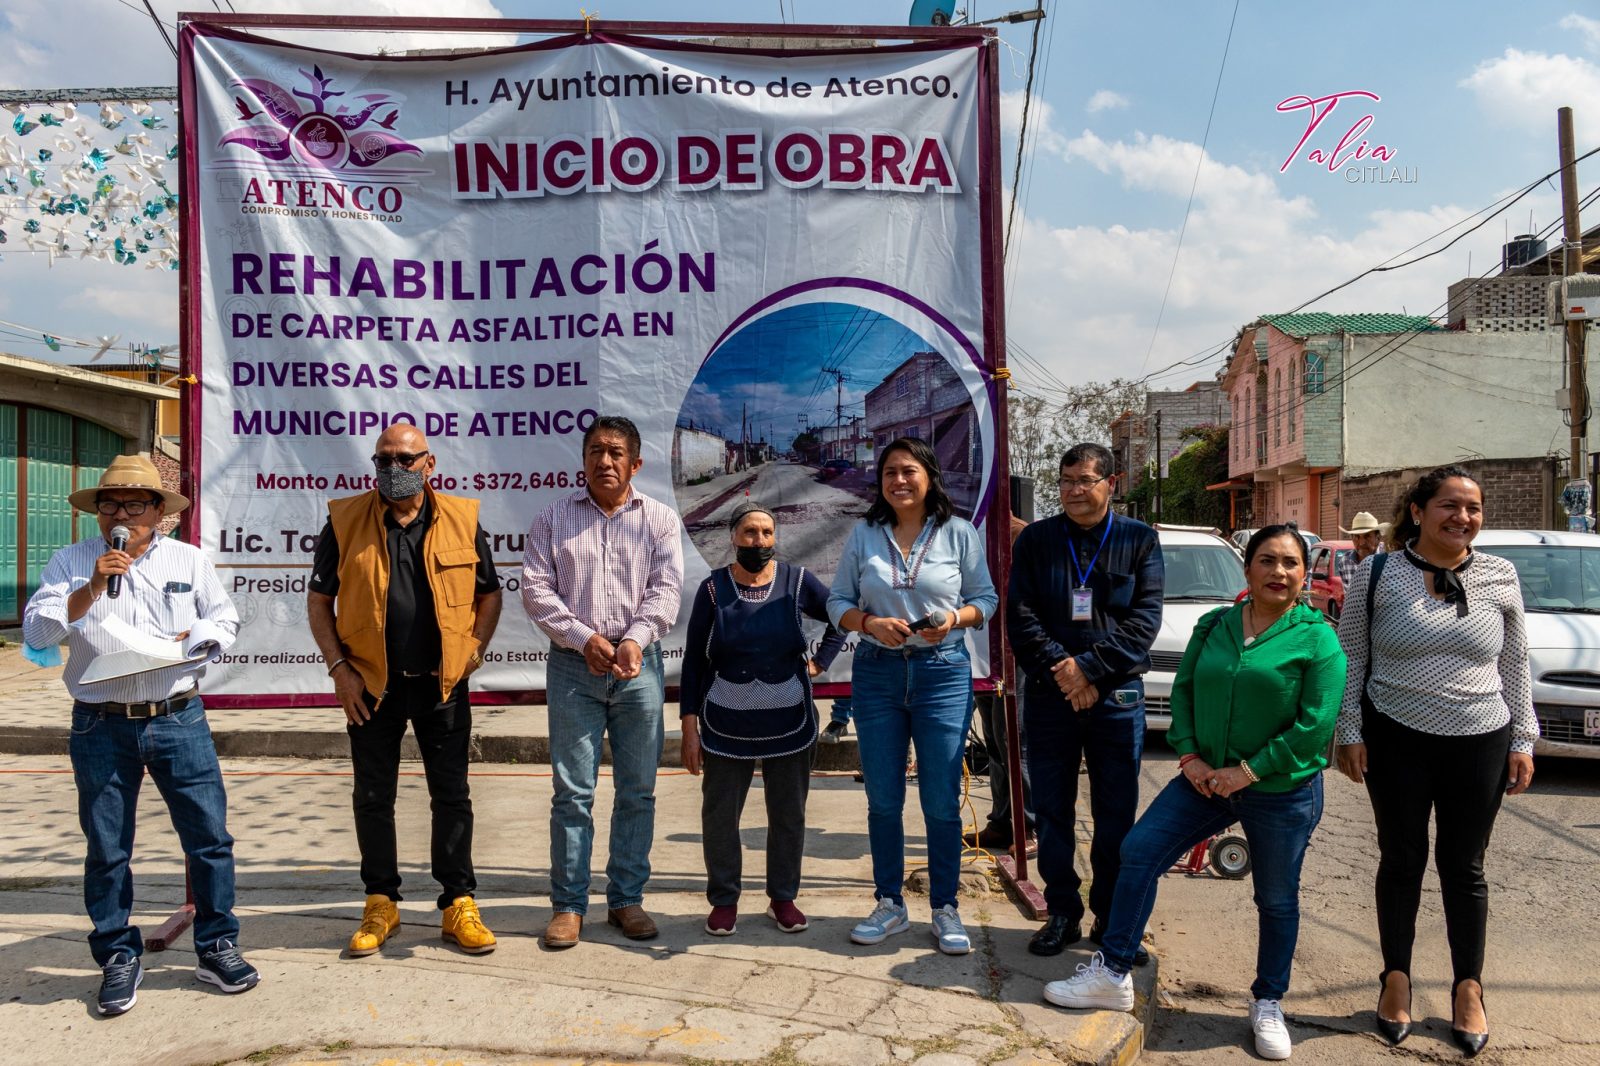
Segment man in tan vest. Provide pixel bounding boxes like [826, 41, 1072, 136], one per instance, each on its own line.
[307, 423, 503, 956]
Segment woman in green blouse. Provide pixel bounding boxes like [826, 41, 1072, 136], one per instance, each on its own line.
[1044, 525, 1346, 1063]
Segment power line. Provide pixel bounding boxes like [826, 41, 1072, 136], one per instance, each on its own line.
[1137, 0, 1240, 375]
[140, 0, 179, 58]
[1001, 4, 1045, 263]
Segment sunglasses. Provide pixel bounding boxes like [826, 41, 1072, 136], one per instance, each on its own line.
[370, 451, 430, 470]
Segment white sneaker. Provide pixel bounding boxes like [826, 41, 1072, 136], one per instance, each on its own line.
[1042, 951, 1134, 1011]
[849, 899, 910, 945]
[1250, 998, 1292, 1060]
[931, 904, 970, 955]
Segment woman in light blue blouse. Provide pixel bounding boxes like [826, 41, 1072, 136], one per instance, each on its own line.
[827, 436, 997, 955]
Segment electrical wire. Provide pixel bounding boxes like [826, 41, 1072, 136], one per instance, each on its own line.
[1001, 4, 1045, 263]
[1137, 0, 1240, 376]
[140, 0, 179, 58]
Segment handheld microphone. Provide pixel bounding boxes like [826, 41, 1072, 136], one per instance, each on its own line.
[107, 525, 130, 599]
[908, 609, 948, 632]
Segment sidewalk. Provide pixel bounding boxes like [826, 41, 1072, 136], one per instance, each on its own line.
[0, 652, 865, 769]
[0, 646, 1155, 1066]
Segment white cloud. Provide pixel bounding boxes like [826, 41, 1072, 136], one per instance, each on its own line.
[1000, 90, 1072, 160]
[1460, 46, 1600, 145]
[1086, 89, 1130, 113]
[1560, 14, 1600, 54]
[1000, 131, 1556, 390]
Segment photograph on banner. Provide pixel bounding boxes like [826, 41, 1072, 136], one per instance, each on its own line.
[677, 301, 986, 580]
[182, 23, 1000, 700]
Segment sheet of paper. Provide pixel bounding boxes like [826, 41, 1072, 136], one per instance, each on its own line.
[77, 614, 211, 686]
[100, 613, 192, 660]
[78, 647, 210, 686]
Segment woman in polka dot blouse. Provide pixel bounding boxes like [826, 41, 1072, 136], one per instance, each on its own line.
[1334, 466, 1537, 1058]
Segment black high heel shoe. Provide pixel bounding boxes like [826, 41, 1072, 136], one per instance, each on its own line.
[1451, 978, 1490, 1058]
[1375, 969, 1412, 1046]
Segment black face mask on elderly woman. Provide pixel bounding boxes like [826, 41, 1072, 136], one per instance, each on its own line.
[735, 545, 776, 572]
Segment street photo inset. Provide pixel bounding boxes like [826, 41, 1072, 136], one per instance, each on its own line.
[675, 301, 982, 584]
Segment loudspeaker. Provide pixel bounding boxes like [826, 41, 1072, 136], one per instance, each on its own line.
[1009, 474, 1035, 523]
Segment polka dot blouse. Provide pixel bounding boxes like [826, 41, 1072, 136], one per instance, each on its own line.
[1335, 549, 1538, 754]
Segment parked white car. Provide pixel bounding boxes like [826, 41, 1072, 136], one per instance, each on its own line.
[1473, 530, 1600, 759]
[1143, 528, 1248, 731]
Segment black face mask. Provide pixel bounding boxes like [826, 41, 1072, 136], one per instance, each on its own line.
[735, 545, 776, 572]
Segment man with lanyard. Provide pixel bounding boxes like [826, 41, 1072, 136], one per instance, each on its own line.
[1336, 511, 1387, 595]
[1007, 442, 1163, 961]
[307, 423, 503, 958]
[22, 454, 258, 1015]
[521, 415, 684, 949]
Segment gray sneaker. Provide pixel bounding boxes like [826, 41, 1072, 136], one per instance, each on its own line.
[849, 899, 910, 945]
[931, 904, 971, 955]
[820, 720, 848, 744]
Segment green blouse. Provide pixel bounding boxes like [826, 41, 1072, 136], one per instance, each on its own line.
[1168, 602, 1348, 793]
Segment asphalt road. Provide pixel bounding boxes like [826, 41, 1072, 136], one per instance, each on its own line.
[1131, 741, 1600, 1065]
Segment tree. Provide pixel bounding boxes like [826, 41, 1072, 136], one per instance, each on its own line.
[1006, 378, 1149, 518]
[1131, 424, 1230, 527]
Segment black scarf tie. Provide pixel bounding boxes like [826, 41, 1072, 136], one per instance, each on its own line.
[1403, 544, 1472, 617]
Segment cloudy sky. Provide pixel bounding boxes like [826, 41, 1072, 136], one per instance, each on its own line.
[1, 0, 1596, 398]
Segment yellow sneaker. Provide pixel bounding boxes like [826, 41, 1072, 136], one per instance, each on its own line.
[442, 895, 496, 954]
[348, 894, 399, 957]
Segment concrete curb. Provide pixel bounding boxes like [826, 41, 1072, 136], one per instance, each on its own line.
[0, 723, 868, 769]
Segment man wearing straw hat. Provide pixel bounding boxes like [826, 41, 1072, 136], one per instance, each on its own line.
[1337, 511, 1389, 591]
[21, 453, 257, 1017]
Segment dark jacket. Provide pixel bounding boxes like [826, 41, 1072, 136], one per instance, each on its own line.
[1007, 510, 1164, 697]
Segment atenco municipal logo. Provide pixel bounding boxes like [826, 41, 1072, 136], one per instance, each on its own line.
[217, 65, 421, 222]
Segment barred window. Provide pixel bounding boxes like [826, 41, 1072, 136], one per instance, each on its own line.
[1304, 351, 1326, 393]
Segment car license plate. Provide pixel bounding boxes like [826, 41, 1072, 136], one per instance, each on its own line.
[1586, 709, 1600, 737]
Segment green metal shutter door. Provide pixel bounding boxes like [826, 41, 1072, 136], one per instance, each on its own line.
[25, 409, 75, 604]
[74, 421, 127, 541]
[0, 405, 16, 621]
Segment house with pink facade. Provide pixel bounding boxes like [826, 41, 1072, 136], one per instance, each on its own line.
[1216, 313, 1442, 534]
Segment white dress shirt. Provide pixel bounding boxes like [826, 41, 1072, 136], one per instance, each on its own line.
[23, 533, 239, 703]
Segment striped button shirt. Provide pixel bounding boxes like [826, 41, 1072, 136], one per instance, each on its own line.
[520, 487, 685, 652]
[22, 533, 239, 703]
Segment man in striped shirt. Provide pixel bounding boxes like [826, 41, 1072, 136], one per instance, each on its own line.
[522, 415, 684, 949]
[22, 454, 258, 1016]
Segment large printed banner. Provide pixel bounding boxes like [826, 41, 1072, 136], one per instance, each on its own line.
[181, 22, 1002, 702]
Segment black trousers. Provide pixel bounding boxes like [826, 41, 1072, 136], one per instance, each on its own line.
[348, 677, 475, 909]
[1363, 708, 1509, 985]
[974, 690, 1034, 833]
[701, 746, 813, 907]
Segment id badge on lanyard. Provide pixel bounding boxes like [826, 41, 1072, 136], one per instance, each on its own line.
[1069, 514, 1113, 624]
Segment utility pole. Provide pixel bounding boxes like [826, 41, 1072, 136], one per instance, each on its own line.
[1153, 409, 1163, 521]
[1559, 106, 1592, 529]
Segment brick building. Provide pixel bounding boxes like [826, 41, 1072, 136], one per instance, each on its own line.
[1110, 380, 1228, 516]
[1215, 311, 1590, 535]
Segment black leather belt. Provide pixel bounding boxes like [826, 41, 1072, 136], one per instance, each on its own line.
[82, 686, 200, 719]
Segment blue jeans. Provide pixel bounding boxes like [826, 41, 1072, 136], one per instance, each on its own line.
[546, 644, 665, 914]
[829, 696, 853, 727]
[68, 697, 240, 965]
[1024, 683, 1145, 923]
[1098, 773, 1324, 1000]
[851, 640, 974, 910]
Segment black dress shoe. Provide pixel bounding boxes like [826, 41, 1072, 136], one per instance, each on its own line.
[962, 823, 1013, 850]
[1451, 979, 1489, 1058]
[1089, 920, 1149, 966]
[1027, 915, 1081, 956]
[1375, 970, 1412, 1046]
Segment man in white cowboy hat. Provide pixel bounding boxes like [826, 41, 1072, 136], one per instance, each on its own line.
[1337, 511, 1389, 589]
[21, 453, 257, 1017]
